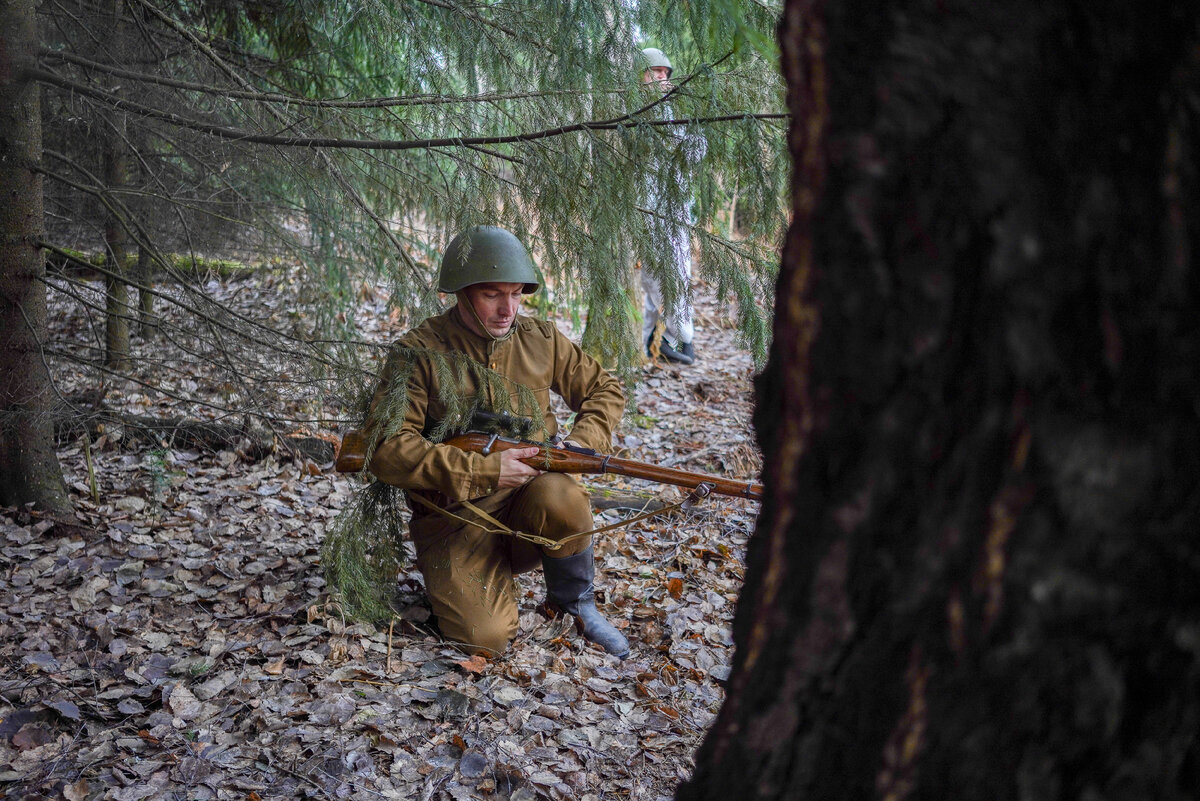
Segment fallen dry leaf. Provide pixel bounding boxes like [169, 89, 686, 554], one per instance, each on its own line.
[456, 654, 490, 674]
[63, 779, 89, 801]
[12, 723, 55, 751]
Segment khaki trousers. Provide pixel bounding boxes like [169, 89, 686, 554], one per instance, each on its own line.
[408, 473, 593, 654]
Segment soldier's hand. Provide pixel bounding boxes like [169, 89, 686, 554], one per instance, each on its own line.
[497, 446, 543, 488]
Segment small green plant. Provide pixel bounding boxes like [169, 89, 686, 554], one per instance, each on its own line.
[630, 413, 659, 429]
[146, 449, 170, 499]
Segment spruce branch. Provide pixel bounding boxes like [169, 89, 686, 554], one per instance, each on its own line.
[38, 48, 607, 107]
[122, 0, 428, 291]
[29, 67, 788, 151]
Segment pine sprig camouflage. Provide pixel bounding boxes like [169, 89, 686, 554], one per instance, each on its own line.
[362, 345, 547, 462]
[323, 345, 548, 621]
[320, 480, 408, 623]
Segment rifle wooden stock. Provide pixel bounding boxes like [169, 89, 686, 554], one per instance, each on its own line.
[335, 429, 368, 473]
[334, 430, 763, 501]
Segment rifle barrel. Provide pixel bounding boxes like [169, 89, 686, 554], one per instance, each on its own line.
[595, 453, 764, 501]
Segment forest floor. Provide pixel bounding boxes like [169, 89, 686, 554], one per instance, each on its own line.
[0, 265, 764, 801]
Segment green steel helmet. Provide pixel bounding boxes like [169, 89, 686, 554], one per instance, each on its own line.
[437, 226, 540, 294]
[639, 47, 672, 77]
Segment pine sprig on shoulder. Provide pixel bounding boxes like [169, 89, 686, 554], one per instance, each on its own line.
[363, 345, 548, 461]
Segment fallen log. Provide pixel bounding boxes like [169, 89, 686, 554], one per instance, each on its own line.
[53, 408, 335, 463]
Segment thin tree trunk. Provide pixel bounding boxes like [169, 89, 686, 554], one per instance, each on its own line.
[103, 140, 131, 368]
[102, 0, 131, 369]
[137, 244, 156, 336]
[680, 2, 1200, 799]
[0, 0, 72, 513]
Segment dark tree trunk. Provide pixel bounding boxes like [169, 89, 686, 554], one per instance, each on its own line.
[103, 135, 131, 369]
[680, 2, 1200, 800]
[0, 0, 72, 513]
[102, 0, 131, 370]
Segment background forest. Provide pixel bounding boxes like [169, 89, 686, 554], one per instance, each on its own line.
[1, 0, 782, 798]
[2, 0, 786, 516]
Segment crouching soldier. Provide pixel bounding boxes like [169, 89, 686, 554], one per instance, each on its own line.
[366, 225, 630, 658]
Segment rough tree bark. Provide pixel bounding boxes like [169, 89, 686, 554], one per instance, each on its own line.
[0, 0, 72, 512]
[679, 2, 1199, 799]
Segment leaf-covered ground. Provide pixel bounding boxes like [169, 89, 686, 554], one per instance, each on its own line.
[1, 268, 762, 800]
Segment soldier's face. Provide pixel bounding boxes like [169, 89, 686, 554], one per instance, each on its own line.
[458, 282, 524, 338]
[642, 66, 671, 87]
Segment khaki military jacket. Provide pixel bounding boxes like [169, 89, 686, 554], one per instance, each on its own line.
[367, 306, 624, 504]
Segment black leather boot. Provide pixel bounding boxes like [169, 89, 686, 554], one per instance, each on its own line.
[647, 333, 693, 365]
[679, 341, 695, 362]
[542, 547, 630, 658]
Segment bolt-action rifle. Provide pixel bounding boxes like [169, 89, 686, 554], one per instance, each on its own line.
[334, 412, 763, 501]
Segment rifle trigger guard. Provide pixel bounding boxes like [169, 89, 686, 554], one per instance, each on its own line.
[482, 433, 499, 456]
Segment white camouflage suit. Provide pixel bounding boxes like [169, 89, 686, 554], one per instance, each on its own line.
[641, 95, 707, 351]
